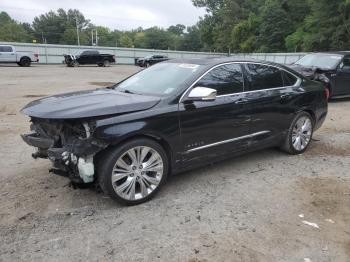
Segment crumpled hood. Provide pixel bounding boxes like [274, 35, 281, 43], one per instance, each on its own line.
[21, 88, 160, 119]
[287, 64, 319, 78]
[287, 64, 331, 83]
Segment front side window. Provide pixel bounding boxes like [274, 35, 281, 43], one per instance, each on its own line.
[0, 46, 12, 52]
[245, 64, 283, 91]
[195, 63, 244, 96]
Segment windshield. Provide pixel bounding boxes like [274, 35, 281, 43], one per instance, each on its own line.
[295, 54, 343, 69]
[117, 62, 203, 96]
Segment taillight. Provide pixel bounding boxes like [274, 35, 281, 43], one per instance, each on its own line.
[324, 85, 330, 100]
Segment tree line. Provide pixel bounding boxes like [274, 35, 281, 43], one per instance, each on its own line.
[1, 0, 349, 53]
[194, 0, 350, 52]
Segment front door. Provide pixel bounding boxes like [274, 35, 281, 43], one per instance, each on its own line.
[179, 63, 251, 168]
[0, 46, 16, 62]
[335, 56, 350, 96]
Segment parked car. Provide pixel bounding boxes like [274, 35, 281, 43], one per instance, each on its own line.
[0, 45, 39, 66]
[21, 58, 328, 205]
[64, 50, 115, 67]
[288, 52, 350, 99]
[135, 54, 169, 67]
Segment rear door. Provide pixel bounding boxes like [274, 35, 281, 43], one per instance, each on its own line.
[179, 63, 251, 167]
[335, 56, 350, 95]
[243, 63, 298, 147]
[0, 46, 16, 62]
[90, 51, 100, 63]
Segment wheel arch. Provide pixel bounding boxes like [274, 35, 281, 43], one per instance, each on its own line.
[95, 132, 174, 172]
[20, 56, 31, 63]
[296, 108, 316, 125]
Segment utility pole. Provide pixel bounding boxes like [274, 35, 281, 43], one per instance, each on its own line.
[91, 29, 98, 46]
[91, 30, 94, 46]
[75, 16, 80, 46]
[95, 29, 98, 46]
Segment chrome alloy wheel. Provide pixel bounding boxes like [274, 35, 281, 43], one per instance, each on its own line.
[292, 116, 312, 151]
[111, 146, 164, 201]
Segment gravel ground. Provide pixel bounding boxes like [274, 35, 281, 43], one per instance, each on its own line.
[0, 64, 349, 262]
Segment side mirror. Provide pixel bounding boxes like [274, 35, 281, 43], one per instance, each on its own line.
[187, 87, 217, 101]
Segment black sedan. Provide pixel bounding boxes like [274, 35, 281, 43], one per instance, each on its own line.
[289, 52, 350, 99]
[21, 58, 328, 205]
[135, 54, 169, 67]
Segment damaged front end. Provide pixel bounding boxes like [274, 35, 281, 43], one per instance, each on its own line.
[21, 118, 108, 184]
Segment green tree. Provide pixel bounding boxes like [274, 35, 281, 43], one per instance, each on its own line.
[180, 25, 203, 51]
[0, 12, 33, 42]
[231, 13, 259, 52]
[257, 0, 294, 52]
[119, 34, 133, 48]
[167, 24, 186, 35]
[32, 9, 90, 44]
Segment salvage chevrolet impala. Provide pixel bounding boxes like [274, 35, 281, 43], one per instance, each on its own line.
[21, 58, 328, 205]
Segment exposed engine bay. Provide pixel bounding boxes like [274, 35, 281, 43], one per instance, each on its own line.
[21, 118, 108, 184]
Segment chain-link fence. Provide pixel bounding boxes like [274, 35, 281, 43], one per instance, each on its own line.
[0, 41, 307, 65]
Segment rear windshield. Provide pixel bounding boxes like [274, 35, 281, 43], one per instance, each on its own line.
[116, 63, 203, 96]
[295, 54, 343, 70]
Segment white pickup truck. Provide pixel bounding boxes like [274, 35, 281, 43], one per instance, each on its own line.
[0, 45, 39, 66]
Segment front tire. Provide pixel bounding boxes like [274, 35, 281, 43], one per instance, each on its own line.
[98, 138, 169, 205]
[281, 112, 314, 155]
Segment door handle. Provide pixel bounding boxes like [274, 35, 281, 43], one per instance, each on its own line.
[235, 98, 249, 105]
[280, 94, 291, 99]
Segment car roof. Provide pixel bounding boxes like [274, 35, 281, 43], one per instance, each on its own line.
[167, 57, 284, 67]
[166, 56, 306, 80]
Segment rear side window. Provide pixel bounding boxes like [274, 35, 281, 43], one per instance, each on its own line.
[195, 63, 244, 96]
[0, 46, 12, 52]
[244, 64, 283, 91]
[81, 50, 98, 55]
[282, 71, 298, 86]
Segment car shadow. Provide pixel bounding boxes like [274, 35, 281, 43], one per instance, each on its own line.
[329, 97, 350, 103]
[95, 147, 285, 209]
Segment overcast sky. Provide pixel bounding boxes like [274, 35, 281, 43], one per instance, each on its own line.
[0, 0, 207, 30]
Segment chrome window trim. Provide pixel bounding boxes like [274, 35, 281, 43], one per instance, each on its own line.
[179, 61, 301, 103]
[186, 131, 271, 153]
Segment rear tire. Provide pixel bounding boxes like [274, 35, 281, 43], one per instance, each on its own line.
[20, 57, 31, 67]
[98, 138, 169, 205]
[103, 60, 111, 67]
[281, 112, 314, 155]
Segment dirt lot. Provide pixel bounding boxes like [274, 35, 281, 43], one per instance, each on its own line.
[0, 64, 349, 262]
